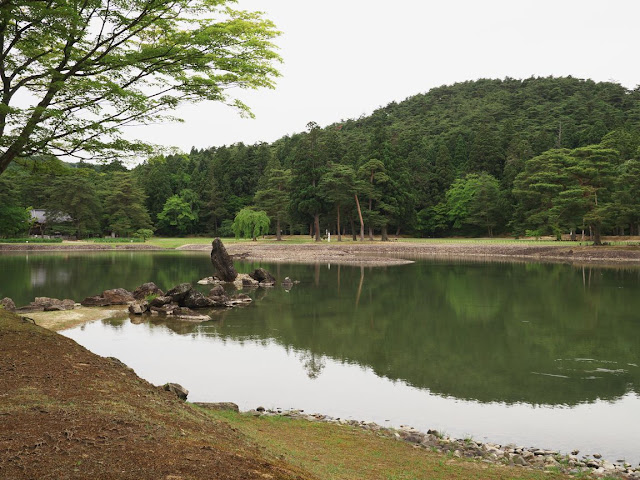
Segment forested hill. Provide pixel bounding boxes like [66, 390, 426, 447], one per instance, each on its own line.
[335, 76, 639, 171]
[2, 76, 640, 240]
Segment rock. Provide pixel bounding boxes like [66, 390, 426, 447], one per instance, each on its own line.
[165, 283, 193, 303]
[256, 406, 265, 412]
[209, 285, 225, 297]
[593, 453, 602, 459]
[17, 297, 76, 312]
[150, 303, 180, 315]
[132, 282, 164, 300]
[149, 295, 172, 307]
[102, 288, 134, 304]
[81, 295, 111, 307]
[1, 297, 16, 311]
[210, 238, 238, 282]
[193, 402, 240, 412]
[182, 289, 215, 309]
[513, 455, 529, 467]
[282, 277, 293, 286]
[249, 268, 276, 284]
[128, 300, 149, 315]
[163, 382, 188, 400]
[226, 294, 252, 306]
[173, 307, 211, 322]
[242, 276, 259, 288]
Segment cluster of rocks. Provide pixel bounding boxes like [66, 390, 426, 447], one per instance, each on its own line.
[1, 296, 76, 313]
[79, 281, 252, 322]
[246, 408, 640, 479]
[198, 267, 280, 289]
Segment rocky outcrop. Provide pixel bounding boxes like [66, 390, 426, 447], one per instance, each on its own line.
[82, 289, 133, 306]
[163, 382, 188, 400]
[249, 268, 276, 286]
[149, 295, 172, 307]
[102, 288, 135, 304]
[1, 297, 16, 311]
[132, 282, 164, 300]
[18, 297, 75, 312]
[209, 285, 225, 297]
[210, 238, 238, 282]
[128, 300, 149, 315]
[165, 283, 193, 303]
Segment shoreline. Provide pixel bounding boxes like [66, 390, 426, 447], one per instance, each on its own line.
[3, 240, 639, 267]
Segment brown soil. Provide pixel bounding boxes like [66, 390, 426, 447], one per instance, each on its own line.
[0, 311, 311, 480]
[207, 242, 640, 267]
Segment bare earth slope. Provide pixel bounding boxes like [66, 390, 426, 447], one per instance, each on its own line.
[0, 312, 310, 480]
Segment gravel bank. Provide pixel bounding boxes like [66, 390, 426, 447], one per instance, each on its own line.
[179, 242, 640, 267]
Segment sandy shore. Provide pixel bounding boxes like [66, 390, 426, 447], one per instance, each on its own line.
[182, 241, 640, 267]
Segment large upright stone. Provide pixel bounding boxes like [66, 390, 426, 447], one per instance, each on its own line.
[210, 238, 237, 282]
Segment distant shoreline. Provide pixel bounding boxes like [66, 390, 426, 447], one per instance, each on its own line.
[2, 240, 640, 267]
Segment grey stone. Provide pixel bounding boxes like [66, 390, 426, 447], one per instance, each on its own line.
[1, 297, 16, 311]
[80, 295, 111, 307]
[132, 282, 164, 300]
[101, 288, 134, 305]
[149, 295, 172, 307]
[173, 307, 211, 322]
[128, 300, 149, 315]
[513, 455, 529, 467]
[163, 382, 188, 400]
[249, 268, 276, 284]
[193, 402, 240, 412]
[182, 289, 215, 309]
[209, 285, 225, 297]
[150, 303, 180, 315]
[210, 238, 237, 282]
[165, 283, 193, 303]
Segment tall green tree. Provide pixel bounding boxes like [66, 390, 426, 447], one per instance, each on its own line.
[157, 194, 197, 235]
[290, 122, 327, 241]
[0, 175, 29, 237]
[446, 173, 502, 236]
[45, 173, 102, 238]
[103, 174, 152, 237]
[319, 163, 358, 241]
[0, 0, 281, 174]
[254, 157, 291, 241]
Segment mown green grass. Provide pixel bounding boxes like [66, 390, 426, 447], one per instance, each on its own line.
[199, 410, 570, 480]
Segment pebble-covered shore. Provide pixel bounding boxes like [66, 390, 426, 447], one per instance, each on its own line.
[248, 407, 640, 478]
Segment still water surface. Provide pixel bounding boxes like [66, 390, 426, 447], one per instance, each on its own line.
[1, 252, 639, 462]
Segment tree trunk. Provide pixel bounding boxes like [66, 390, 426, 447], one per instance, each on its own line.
[276, 217, 282, 241]
[354, 194, 365, 241]
[336, 203, 342, 241]
[314, 213, 320, 242]
[592, 224, 602, 246]
[350, 217, 357, 241]
[368, 227, 374, 241]
[570, 229, 576, 241]
[395, 226, 401, 237]
[381, 225, 388, 241]
[309, 224, 313, 238]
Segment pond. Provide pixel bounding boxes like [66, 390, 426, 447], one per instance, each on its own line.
[1, 251, 639, 463]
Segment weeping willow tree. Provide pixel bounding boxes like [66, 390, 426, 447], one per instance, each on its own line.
[232, 208, 270, 241]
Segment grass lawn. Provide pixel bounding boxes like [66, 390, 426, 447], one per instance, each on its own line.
[200, 410, 572, 480]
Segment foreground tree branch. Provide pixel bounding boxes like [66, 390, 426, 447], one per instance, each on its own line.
[0, 0, 281, 174]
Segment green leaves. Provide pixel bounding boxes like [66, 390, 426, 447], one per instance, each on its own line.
[0, 0, 281, 172]
[232, 207, 269, 240]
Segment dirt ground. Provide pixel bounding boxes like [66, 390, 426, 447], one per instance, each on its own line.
[0, 311, 310, 480]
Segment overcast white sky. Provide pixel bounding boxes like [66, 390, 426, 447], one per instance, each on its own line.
[132, 0, 640, 153]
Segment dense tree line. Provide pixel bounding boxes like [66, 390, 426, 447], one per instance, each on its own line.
[1, 77, 639, 242]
